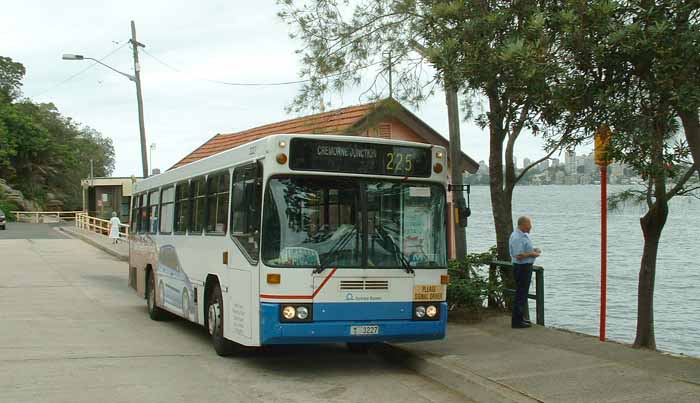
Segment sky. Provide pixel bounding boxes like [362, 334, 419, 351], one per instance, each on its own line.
[2, 0, 583, 177]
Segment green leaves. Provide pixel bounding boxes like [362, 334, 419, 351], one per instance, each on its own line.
[0, 57, 115, 209]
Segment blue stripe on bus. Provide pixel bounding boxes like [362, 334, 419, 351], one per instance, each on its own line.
[259, 302, 447, 345]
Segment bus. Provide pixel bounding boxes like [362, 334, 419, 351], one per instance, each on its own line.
[129, 134, 450, 355]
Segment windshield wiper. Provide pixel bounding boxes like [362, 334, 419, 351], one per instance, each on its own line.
[376, 226, 414, 274]
[314, 225, 358, 274]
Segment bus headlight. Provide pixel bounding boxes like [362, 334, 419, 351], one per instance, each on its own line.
[296, 306, 309, 320]
[426, 305, 438, 318]
[282, 306, 296, 320]
[415, 306, 426, 318]
[280, 304, 313, 322]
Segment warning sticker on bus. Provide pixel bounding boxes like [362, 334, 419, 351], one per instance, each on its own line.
[413, 285, 444, 301]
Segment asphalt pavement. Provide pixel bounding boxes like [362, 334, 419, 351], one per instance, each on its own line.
[0, 223, 468, 403]
[0, 221, 68, 239]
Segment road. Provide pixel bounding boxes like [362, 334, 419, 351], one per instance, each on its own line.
[0, 223, 467, 403]
[0, 222, 68, 240]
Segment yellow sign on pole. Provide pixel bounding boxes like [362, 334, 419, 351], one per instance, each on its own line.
[595, 124, 612, 166]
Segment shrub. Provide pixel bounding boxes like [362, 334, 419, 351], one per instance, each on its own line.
[447, 246, 506, 317]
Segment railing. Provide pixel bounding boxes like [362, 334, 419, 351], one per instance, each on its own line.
[11, 211, 84, 223]
[490, 260, 545, 326]
[75, 212, 129, 240]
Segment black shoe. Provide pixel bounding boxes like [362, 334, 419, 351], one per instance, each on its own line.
[523, 319, 532, 325]
[512, 322, 531, 329]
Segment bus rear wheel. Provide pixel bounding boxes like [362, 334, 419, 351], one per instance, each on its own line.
[207, 283, 236, 356]
[147, 270, 167, 321]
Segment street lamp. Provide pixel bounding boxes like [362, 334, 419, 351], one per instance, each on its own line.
[62, 54, 136, 82]
[62, 22, 149, 178]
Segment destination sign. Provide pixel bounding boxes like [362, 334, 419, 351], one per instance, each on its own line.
[289, 138, 431, 177]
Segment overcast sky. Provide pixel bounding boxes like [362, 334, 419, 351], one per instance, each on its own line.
[2, 1, 582, 177]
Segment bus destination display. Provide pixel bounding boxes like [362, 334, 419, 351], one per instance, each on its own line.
[289, 139, 431, 177]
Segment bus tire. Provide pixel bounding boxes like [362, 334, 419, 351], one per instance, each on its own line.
[207, 283, 236, 356]
[147, 270, 167, 321]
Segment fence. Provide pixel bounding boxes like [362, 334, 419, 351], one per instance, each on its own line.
[75, 212, 129, 240]
[11, 211, 83, 223]
[490, 260, 545, 326]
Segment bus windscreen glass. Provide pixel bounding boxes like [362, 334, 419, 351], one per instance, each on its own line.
[289, 139, 431, 177]
[262, 177, 446, 269]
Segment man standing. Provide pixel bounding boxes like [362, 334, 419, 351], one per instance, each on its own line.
[509, 216, 541, 329]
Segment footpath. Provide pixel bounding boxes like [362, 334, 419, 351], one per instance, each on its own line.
[64, 225, 700, 403]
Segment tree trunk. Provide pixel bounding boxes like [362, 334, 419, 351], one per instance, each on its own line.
[487, 93, 513, 261]
[633, 197, 668, 349]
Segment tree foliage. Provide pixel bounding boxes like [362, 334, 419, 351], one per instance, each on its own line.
[278, 1, 581, 265]
[0, 56, 114, 209]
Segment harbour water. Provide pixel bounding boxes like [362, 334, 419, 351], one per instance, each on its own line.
[464, 185, 700, 357]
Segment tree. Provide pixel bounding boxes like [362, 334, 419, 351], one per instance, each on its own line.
[277, 0, 580, 264]
[0, 56, 25, 103]
[557, 0, 700, 349]
[0, 57, 115, 209]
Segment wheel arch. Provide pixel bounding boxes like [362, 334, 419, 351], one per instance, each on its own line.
[203, 274, 221, 324]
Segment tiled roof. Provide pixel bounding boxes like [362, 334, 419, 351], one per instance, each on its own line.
[171, 102, 378, 169]
[169, 98, 479, 173]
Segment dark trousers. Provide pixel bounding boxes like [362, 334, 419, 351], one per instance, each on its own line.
[512, 263, 533, 326]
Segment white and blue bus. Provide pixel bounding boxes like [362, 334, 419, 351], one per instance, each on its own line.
[129, 134, 449, 355]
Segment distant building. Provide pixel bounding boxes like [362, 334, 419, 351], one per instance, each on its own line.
[523, 158, 532, 169]
[551, 158, 560, 167]
[538, 159, 550, 171]
[583, 153, 595, 175]
[565, 151, 576, 174]
[81, 177, 141, 222]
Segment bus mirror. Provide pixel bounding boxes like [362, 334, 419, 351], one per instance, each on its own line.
[456, 197, 470, 228]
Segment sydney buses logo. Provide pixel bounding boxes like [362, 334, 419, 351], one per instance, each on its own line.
[345, 293, 382, 301]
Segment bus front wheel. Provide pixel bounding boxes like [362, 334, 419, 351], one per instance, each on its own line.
[206, 283, 236, 356]
[147, 270, 167, 321]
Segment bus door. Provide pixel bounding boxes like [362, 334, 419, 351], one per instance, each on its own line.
[226, 162, 262, 340]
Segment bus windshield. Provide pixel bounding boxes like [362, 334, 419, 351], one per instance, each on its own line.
[262, 176, 446, 269]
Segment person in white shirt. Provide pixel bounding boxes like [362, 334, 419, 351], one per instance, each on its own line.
[109, 212, 121, 244]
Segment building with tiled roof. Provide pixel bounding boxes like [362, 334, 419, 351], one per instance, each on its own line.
[171, 98, 479, 173]
[170, 98, 478, 259]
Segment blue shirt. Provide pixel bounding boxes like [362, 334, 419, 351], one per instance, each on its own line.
[510, 229, 535, 264]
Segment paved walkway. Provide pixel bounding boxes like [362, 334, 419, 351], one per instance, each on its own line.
[58, 225, 128, 261]
[380, 317, 700, 402]
[65, 226, 700, 402]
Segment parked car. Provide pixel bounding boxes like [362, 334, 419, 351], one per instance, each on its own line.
[0, 209, 6, 230]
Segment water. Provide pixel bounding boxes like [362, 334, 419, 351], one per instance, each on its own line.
[465, 185, 700, 357]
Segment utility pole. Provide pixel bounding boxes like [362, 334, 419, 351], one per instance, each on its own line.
[447, 86, 467, 260]
[130, 20, 149, 178]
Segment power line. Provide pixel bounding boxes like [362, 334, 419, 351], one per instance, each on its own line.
[28, 42, 130, 99]
[141, 48, 383, 87]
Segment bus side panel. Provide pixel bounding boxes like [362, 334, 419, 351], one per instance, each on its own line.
[129, 233, 158, 299]
[226, 268, 253, 340]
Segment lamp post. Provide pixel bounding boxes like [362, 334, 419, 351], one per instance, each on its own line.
[62, 21, 149, 177]
[149, 143, 156, 175]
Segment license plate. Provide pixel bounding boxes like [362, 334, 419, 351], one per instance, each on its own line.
[350, 325, 379, 336]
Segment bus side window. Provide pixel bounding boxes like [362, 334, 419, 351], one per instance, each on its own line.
[159, 186, 175, 234]
[130, 195, 139, 233]
[190, 177, 206, 235]
[231, 162, 262, 261]
[148, 190, 159, 234]
[174, 181, 190, 234]
[139, 194, 148, 233]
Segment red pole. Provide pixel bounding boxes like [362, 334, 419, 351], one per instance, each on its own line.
[600, 165, 607, 342]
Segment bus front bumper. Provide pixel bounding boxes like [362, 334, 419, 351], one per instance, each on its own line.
[260, 302, 447, 344]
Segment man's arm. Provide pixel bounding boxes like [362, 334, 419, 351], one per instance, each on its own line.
[514, 237, 540, 259]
